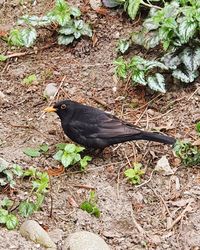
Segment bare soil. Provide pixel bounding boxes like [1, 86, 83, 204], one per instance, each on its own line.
[0, 1, 200, 250]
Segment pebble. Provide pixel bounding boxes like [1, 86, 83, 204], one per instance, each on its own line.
[63, 231, 110, 250]
[89, 0, 102, 10]
[43, 83, 58, 99]
[48, 229, 64, 243]
[20, 220, 56, 249]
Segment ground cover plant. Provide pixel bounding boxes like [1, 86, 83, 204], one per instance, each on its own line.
[115, 0, 200, 92]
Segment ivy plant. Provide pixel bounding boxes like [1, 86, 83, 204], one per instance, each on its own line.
[7, 0, 92, 47]
[53, 143, 92, 171]
[116, 0, 200, 92]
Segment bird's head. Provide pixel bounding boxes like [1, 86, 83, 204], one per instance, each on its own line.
[44, 100, 74, 120]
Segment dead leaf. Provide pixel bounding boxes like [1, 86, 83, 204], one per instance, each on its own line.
[67, 196, 78, 208]
[47, 166, 65, 176]
[92, 33, 98, 47]
[169, 198, 195, 207]
[192, 139, 200, 146]
[155, 155, 174, 175]
[95, 7, 109, 15]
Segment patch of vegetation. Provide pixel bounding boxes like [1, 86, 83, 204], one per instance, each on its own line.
[103, 0, 162, 20]
[6, 0, 92, 48]
[22, 74, 37, 85]
[53, 143, 92, 171]
[0, 162, 49, 229]
[124, 162, 145, 184]
[196, 122, 200, 135]
[80, 191, 100, 218]
[174, 140, 200, 166]
[23, 143, 49, 158]
[115, 0, 200, 92]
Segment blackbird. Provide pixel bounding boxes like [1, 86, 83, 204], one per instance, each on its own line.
[44, 100, 176, 149]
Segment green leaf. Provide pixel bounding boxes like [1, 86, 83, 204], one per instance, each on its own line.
[180, 47, 200, 71]
[132, 70, 146, 85]
[0, 158, 9, 172]
[56, 143, 66, 150]
[61, 154, 73, 168]
[3, 170, 13, 182]
[127, 0, 141, 20]
[147, 73, 166, 93]
[114, 57, 127, 79]
[64, 144, 76, 153]
[80, 23, 92, 37]
[53, 150, 63, 161]
[172, 68, 199, 83]
[12, 164, 23, 177]
[59, 26, 74, 35]
[23, 167, 37, 177]
[70, 6, 81, 17]
[47, 0, 71, 26]
[196, 122, 200, 134]
[117, 39, 130, 54]
[0, 208, 8, 223]
[6, 214, 18, 230]
[74, 20, 84, 30]
[80, 156, 92, 171]
[22, 74, 37, 85]
[0, 54, 8, 62]
[75, 146, 85, 153]
[74, 31, 81, 39]
[58, 35, 74, 45]
[161, 52, 181, 69]
[178, 18, 197, 43]
[0, 178, 8, 186]
[19, 201, 36, 217]
[143, 17, 159, 31]
[18, 15, 52, 26]
[35, 193, 45, 210]
[23, 148, 41, 157]
[39, 144, 49, 152]
[80, 201, 100, 218]
[1, 197, 13, 208]
[8, 29, 24, 47]
[21, 28, 37, 47]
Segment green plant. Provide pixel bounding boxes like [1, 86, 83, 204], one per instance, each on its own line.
[116, 0, 200, 92]
[103, 0, 162, 20]
[114, 56, 167, 92]
[173, 140, 200, 166]
[22, 74, 37, 85]
[124, 162, 145, 184]
[196, 122, 200, 135]
[0, 159, 23, 188]
[80, 191, 100, 218]
[53, 143, 92, 170]
[23, 143, 49, 157]
[0, 164, 49, 229]
[7, 0, 92, 47]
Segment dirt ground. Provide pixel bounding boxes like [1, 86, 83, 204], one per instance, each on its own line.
[0, 1, 200, 250]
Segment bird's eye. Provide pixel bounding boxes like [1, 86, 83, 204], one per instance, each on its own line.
[61, 104, 67, 110]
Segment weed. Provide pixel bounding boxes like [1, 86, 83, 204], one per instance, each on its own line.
[124, 162, 145, 185]
[80, 191, 100, 218]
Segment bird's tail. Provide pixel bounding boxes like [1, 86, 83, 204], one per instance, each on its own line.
[133, 131, 176, 145]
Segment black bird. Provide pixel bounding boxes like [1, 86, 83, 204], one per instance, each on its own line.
[44, 100, 176, 149]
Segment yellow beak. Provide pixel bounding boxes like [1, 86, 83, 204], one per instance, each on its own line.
[44, 107, 57, 112]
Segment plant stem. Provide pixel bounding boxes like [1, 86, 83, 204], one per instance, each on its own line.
[141, 0, 162, 9]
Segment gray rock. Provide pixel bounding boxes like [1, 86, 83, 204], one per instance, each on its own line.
[43, 83, 58, 99]
[48, 228, 64, 243]
[20, 220, 56, 249]
[63, 231, 110, 250]
[89, 0, 102, 10]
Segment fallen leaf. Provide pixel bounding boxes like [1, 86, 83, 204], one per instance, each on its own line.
[155, 155, 174, 175]
[47, 166, 65, 176]
[67, 196, 78, 208]
[92, 33, 98, 47]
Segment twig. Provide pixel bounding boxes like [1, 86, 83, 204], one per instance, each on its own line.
[136, 170, 155, 188]
[73, 184, 95, 190]
[5, 43, 57, 59]
[131, 207, 147, 236]
[187, 86, 200, 100]
[167, 201, 192, 230]
[135, 106, 148, 125]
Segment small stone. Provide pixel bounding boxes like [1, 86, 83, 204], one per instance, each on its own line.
[155, 155, 174, 176]
[20, 220, 56, 249]
[48, 229, 64, 243]
[63, 231, 110, 250]
[89, 0, 102, 10]
[43, 83, 58, 99]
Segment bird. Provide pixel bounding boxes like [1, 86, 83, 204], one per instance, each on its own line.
[44, 99, 176, 150]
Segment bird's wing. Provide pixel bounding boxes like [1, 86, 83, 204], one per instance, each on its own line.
[70, 111, 141, 139]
